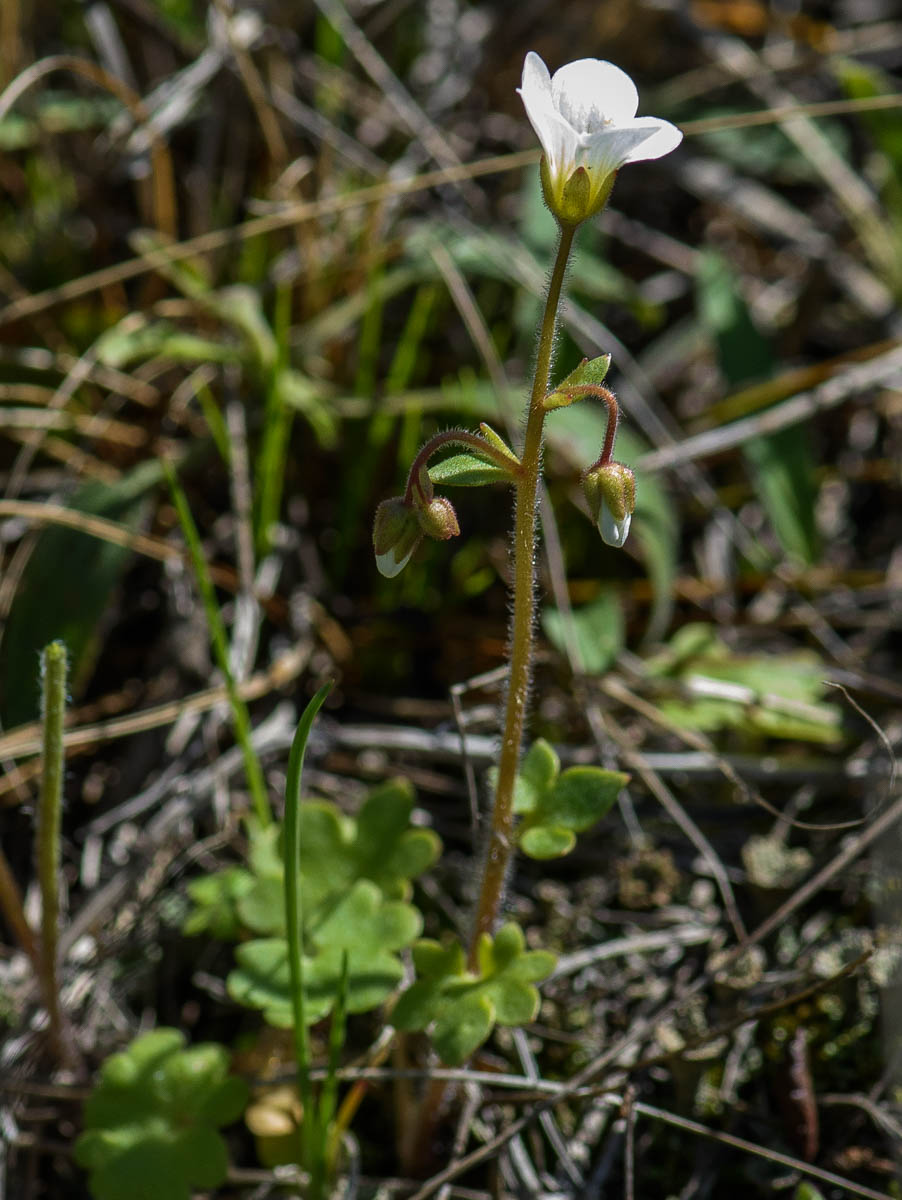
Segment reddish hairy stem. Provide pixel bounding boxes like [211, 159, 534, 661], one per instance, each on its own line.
[467, 224, 575, 966]
[566, 384, 620, 469]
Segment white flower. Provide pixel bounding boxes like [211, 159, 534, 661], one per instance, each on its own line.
[518, 52, 682, 223]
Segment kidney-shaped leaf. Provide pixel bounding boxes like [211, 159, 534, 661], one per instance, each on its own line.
[74, 1028, 247, 1200]
[227, 881, 421, 1027]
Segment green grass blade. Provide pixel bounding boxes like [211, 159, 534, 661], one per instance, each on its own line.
[284, 682, 333, 1180]
[163, 460, 272, 827]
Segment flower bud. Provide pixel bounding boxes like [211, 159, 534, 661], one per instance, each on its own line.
[582, 461, 635, 548]
[373, 496, 422, 577]
[416, 495, 460, 541]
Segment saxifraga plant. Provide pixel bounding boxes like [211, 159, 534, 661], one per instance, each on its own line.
[79, 50, 684, 1199]
[374, 51, 682, 1162]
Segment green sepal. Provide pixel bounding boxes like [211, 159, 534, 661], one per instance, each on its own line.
[393, 923, 556, 1065]
[544, 354, 612, 410]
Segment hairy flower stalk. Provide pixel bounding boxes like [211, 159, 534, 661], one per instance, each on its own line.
[375, 42, 681, 1005]
[467, 222, 575, 962]
[379, 50, 682, 1170]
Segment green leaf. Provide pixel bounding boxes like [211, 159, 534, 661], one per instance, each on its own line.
[432, 992, 494, 1065]
[518, 765, 628, 859]
[544, 354, 612, 409]
[695, 251, 818, 564]
[0, 461, 162, 726]
[542, 766, 628, 832]
[210, 285, 277, 371]
[183, 868, 255, 940]
[227, 899, 413, 1029]
[274, 368, 337, 448]
[516, 738, 560, 808]
[393, 923, 556, 1065]
[74, 1029, 247, 1200]
[478, 422, 520, 465]
[743, 427, 819, 564]
[794, 1184, 826, 1200]
[95, 321, 242, 369]
[187, 779, 440, 944]
[519, 825, 575, 859]
[647, 622, 844, 744]
[428, 453, 513, 487]
[541, 589, 625, 674]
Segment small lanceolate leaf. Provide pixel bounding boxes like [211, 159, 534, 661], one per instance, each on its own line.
[74, 1029, 248, 1200]
[428, 453, 514, 487]
[478, 422, 520, 466]
[544, 354, 612, 409]
[393, 923, 555, 1065]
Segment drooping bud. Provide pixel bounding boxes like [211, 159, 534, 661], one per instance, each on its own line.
[582, 461, 636, 549]
[373, 496, 422, 577]
[416, 495, 460, 541]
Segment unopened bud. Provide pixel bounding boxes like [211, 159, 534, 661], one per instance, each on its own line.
[373, 496, 422, 577]
[416, 495, 460, 541]
[582, 461, 635, 549]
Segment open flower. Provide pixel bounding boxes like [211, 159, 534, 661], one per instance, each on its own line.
[518, 52, 682, 225]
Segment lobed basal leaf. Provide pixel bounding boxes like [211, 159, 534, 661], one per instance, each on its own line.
[509, 738, 629, 860]
[393, 922, 556, 1065]
[74, 1028, 248, 1200]
[227, 880, 422, 1027]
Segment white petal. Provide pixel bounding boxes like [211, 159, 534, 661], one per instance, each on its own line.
[376, 543, 417, 577]
[520, 51, 552, 100]
[550, 59, 639, 131]
[599, 505, 631, 548]
[519, 71, 580, 178]
[579, 124, 665, 178]
[618, 116, 683, 164]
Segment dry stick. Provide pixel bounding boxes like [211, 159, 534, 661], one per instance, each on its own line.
[0, 54, 176, 237]
[35, 642, 82, 1073]
[0, 642, 309, 767]
[0, 847, 41, 974]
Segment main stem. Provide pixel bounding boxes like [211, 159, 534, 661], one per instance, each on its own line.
[468, 223, 575, 966]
